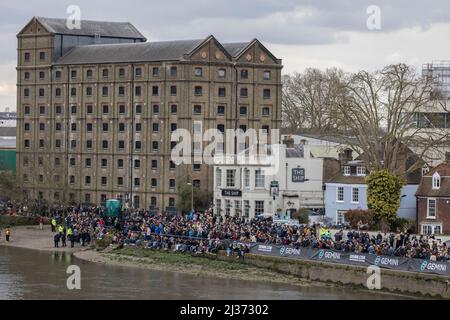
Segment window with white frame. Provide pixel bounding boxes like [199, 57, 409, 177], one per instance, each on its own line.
[337, 211, 346, 225]
[226, 169, 236, 187]
[434, 225, 442, 234]
[255, 200, 265, 215]
[356, 167, 366, 176]
[337, 186, 344, 202]
[234, 200, 241, 217]
[255, 169, 265, 188]
[343, 166, 350, 176]
[244, 169, 250, 188]
[421, 224, 442, 235]
[352, 187, 359, 203]
[215, 199, 222, 214]
[422, 166, 429, 176]
[216, 168, 222, 187]
[432, 172, 441, 189]
[225, 199, 231, 216]
[422, 225, 432, 235]
[427, 198, 436, 218]
[243, 200, 250, 218]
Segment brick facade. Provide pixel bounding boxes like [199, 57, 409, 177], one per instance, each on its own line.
[16, 17, 283, 210]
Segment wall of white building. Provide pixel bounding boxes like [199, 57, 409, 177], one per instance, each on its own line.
[213, 144, 326, 220]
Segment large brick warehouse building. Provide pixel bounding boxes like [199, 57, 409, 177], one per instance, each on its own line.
[16, 17, 282, 210]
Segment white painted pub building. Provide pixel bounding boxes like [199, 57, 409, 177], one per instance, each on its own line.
[213, 139, 332, 220]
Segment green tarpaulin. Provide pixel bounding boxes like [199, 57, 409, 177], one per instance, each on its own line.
[0, 150, 16, 173]
[106, 199, 121, 217]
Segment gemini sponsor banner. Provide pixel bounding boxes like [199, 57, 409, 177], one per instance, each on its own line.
[366, 255, 410, 271]
[409, 259, 449, 275]
[247, 244, 450, 276]
[256, 244, 275, 253]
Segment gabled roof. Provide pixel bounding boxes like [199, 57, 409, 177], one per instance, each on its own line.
[186, 35, 233, 60]
[232, 38, 280, 63]
[416, 162, 450, 197]
[55, 39, 205, 65]
[35, 17, 146, 40]
[222, 42, 250, 57]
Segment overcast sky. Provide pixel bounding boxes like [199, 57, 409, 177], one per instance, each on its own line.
[1, 0, 449, 110]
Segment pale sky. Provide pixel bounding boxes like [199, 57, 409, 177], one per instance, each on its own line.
[0, 0, 449, 110]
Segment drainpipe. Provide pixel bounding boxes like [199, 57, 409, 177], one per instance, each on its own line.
[129, 63, 135, 209]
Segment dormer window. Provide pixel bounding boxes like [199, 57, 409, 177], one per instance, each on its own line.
[343, 166, 350, 176]
[357, 167, 366, 176]
[422, 166, 429, 176]
[432, 172, 441, 189]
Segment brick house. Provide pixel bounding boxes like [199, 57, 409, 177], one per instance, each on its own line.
[416, 154, 450, 235]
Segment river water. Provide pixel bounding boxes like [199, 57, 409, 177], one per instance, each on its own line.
[0, 246, 414, 300]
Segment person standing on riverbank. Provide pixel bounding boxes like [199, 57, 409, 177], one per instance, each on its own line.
[67, 227, 74, 248]
[61, 228, 67, 247]
[54, 232, 60, 248]
[5, 227, 11, 242]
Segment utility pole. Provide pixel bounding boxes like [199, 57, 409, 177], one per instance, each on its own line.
[187, 182, 194, 213]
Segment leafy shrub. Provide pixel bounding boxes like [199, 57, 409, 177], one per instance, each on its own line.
[0, 215, 40, 227]
[93, 232, 115, 251]
[391, 218, 416, 233]
[344, 209, 375, 229]
[292, 208, 310, 224]
[366, 170, 404, 225]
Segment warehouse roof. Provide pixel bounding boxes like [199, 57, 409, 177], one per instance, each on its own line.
[0, 137, 16, 149]
[55, 39, 207, 64]
[36, 17, 146, 40]
[55, 38, 255, 64]
[0, 127, 16, 137]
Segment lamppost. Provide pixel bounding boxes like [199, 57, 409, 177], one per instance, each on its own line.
[187, 182, 194, 213]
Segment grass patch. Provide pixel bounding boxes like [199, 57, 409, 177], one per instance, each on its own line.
[114, 247, 252, 272]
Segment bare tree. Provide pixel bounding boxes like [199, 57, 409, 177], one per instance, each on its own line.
[333, 63, 449, 176]
[22, 153, 77, 215]
[0, 171, 21, 202]
[282, 68, 345, 133]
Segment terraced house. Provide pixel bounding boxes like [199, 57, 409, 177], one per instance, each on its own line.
[16, 17, 282, 210]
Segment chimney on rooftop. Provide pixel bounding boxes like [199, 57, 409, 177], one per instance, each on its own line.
[446, 152, 450, 162]
[339, 148, 353, 164]
[282, 136, 295, 148]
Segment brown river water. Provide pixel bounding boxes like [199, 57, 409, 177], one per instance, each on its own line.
[0, 246, 415, 300]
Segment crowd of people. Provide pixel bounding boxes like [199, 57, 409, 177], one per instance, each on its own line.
[41, 204, 450, 262]
[313, 228, 449, 261]
[49, 205, 108, 248]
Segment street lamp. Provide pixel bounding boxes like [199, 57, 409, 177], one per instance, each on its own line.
[187, 182, 194, 213]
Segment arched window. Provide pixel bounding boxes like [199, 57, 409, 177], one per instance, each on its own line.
[432, 172, 441, 189]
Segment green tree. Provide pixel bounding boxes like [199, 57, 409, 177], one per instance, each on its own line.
[366, 170, 404, 225]
[176, 183, 212, 213]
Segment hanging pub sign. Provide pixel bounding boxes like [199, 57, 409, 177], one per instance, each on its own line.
[292, 168, 305, 182]
[270, 181, 279, 197]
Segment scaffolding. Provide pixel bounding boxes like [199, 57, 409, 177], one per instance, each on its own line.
[422, 60, 450, 99]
